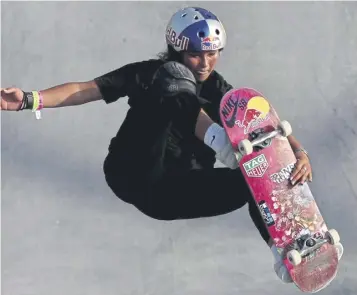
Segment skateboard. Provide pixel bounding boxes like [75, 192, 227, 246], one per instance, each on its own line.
[219, 87, 340, 293]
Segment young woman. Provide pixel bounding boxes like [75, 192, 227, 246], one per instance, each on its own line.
[2, 6, 341, 283]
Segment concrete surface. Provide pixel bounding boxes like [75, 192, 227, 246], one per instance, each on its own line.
[2, 2, 357, 295]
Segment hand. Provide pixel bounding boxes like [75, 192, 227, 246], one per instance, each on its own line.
[1, 87, 24, 111]
[290, 152, 312, 186]
[215, 143, 242, 170]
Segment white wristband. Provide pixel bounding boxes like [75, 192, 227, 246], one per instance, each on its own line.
[203, 123, 227, 153]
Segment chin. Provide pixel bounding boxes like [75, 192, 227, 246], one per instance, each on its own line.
[195, 72, 211, 82]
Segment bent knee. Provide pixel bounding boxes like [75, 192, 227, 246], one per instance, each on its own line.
[151, 61, 197, 98]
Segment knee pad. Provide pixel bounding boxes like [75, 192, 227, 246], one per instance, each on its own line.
[151, 61, 197, 98]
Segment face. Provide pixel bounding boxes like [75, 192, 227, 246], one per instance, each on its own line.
[182, 50, 220, 82]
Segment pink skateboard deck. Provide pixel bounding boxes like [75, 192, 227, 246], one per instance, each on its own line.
[219, 87, 340, 293]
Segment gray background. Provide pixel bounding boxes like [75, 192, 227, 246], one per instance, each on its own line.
[2, 1, 357, 295]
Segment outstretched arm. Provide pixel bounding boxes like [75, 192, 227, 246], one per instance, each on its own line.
[1, 80, 103, 113]
[39, 80, 102, 108]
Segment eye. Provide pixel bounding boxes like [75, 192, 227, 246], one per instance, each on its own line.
[188, 52, 199, 57]
[207, 51, 217, 57]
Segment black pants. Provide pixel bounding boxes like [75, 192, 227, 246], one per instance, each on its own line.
[103, 92, 270, 244]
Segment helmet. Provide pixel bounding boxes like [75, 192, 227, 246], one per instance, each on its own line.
[165, 7, 227, 53]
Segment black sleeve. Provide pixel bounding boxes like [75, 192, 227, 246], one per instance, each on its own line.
[216, 71, 234, 95]
[93, 59, 163, 104]
[94, 63, 135, 104]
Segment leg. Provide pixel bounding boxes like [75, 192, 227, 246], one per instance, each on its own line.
[135, 167, 271, 245]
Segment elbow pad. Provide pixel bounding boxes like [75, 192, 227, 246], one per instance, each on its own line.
[151, 61, 197, 98]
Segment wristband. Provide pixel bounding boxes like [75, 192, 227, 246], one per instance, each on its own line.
[294, 147, 309, 158]
[20, 91, 43, 119]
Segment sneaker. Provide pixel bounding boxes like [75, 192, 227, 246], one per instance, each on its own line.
[335, 242, 344, 260]
[274, 260, 293, 283]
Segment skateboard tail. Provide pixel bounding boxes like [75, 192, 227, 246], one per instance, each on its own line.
[286, 243, 339, 293]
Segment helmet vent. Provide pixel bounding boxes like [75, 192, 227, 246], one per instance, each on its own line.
[194, 15, 199, 20]
[216, 29, 220, 35]
[198, 31, 205, 38]
[181, 13, 187, 17]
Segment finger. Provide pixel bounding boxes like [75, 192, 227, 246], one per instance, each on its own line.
[299, 165, 313, 184]
[290, 160, 306, 180]
[1, 87, 17, 94]
[308, 172, 313, 182]
[292, 164, 310, 184]
[289, 160, 301, 179]
[299, 171, 309, 185]
[290, 168, 306, 185]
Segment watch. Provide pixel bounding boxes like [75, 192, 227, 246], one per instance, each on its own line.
[294, 147, 309, 158]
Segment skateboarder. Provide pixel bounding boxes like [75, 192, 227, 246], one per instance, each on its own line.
[1, 6, 342, 283]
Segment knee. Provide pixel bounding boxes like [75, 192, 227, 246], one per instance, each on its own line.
[151, 61, 197, 100]
[151, 62, 201, 129]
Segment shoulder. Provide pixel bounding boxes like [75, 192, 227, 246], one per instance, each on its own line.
[96, 58, 164, 81]
[93, 58, 165, 104]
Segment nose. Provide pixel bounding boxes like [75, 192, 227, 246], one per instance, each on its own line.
[199, 55, 209, 68]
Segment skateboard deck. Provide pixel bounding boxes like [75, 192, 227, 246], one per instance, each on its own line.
[219, 87, 340, 293]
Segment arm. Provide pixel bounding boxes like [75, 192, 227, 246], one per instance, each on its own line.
[23, 61, 148, 109]
[39, 80, 102, 108]
[288, 135, 309, 158]
[287, 135, 302, 150]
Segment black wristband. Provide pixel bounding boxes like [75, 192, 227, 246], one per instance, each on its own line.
[19, 91, 34, 110]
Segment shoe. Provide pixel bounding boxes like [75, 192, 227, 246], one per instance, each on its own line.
[273, 242, 343, 283]
[274, 260, 293, 283]
[335, 242, 344, 260]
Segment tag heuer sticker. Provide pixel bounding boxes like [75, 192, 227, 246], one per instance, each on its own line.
[243, 154, 269, 177]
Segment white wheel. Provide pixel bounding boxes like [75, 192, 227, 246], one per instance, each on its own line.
[287, 249, 302, 266]
[326, 229, 340, 245]
[238, 139, 253, 156]
[278, 120, 293, 137]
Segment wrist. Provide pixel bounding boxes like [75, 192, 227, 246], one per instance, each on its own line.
[204, 122, 228, 153]
[19, 91, 43, 119]
[294, 147, 309, 158]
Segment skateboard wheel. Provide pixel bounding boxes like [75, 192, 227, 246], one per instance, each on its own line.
[278, 120, 292, 137]
[238, 139, 253, 155]
[287, 249, 302, 266]
[326, 229, 340, 245]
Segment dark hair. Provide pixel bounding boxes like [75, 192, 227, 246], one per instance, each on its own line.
[157, 45, 183, 63]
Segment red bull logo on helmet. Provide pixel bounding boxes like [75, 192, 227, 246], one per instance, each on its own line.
[235, 96, 270, 134]
[201, 35, 221, 50]
[166, 27, 189, 51]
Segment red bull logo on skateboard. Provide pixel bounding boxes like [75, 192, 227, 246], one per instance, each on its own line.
[235, 96, 270, 134]
[243, 154, 269, 177]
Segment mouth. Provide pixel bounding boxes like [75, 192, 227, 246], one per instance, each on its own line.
[196, 70, 209, 75]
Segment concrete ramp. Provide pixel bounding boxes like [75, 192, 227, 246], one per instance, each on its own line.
[2, 2, 356, 294]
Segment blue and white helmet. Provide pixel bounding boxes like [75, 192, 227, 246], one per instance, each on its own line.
[165, 7, 227, 53]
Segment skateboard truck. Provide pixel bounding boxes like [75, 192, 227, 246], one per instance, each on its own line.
[286, 229, 340, 266]
[238, 120, 293, 155]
